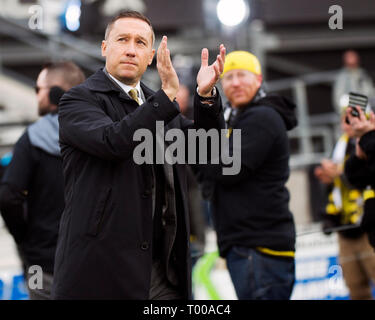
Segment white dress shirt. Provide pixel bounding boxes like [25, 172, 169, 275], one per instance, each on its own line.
[107, 73, 144, 105]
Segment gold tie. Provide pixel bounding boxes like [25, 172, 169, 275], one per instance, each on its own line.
[128, 88, 140, 105]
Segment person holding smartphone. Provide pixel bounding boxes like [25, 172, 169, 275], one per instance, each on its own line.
[345, 104, 375, 250]
[315, 105, 375, 299]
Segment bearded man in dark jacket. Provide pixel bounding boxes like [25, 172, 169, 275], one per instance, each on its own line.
[202, 51, 297, 300]
[0, 61, 85, 299]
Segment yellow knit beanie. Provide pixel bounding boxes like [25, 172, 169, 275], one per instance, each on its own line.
[222, 51, 262, 77]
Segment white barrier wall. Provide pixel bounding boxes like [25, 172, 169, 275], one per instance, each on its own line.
[193, 226, 375, 300]
[0, 219, 28, 300]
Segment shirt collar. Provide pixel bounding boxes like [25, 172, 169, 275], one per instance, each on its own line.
[106, 71, 141, 97]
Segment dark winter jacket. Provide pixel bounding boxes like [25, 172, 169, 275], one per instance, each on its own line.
[205, 93, 297, 257]
[345, 130, 375, 190]
[345, 130, 375, 248]
[51, 69, 224, 299]
[0, 114, 65, 274]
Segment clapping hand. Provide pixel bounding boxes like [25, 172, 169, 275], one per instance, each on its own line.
[196, 44, 226, 97]
[157, 36, 179, 102]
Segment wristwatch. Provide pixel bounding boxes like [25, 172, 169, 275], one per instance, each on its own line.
[197, 86, 217, 101]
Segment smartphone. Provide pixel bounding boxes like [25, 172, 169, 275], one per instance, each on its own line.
[348, 92, 368, 117]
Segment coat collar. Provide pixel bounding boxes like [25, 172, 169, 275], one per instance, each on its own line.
[85, 68, 155, 99]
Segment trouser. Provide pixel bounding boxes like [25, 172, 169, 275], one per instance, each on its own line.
[25, 269, 53, 300]
[149, 259, 183, 300]
[338, 233, 375, 300]
[226, 246, 295, 300]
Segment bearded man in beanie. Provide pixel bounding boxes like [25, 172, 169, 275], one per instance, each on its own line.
[202, 51, 297, 300]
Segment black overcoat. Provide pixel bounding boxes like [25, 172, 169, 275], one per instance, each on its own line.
[52, 69, 224, 299]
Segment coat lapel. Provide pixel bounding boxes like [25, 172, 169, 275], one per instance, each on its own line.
[87, 69, 181, 147]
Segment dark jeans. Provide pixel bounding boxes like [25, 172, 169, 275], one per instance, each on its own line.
[226, 246, 295, 300]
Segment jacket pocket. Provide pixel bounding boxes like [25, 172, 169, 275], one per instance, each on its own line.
[86, 186, 112, 237]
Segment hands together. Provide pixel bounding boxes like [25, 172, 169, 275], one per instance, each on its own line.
[157, 37, 226, 101]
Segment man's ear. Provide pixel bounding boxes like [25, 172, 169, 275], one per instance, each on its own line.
[256, 74, 263, 89]
[148, 49, 156, 65]
[101, 40, 107, 57]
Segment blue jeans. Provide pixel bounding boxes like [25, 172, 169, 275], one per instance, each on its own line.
[226, 246, 295, 300]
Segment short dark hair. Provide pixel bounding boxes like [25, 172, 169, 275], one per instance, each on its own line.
[104, 10, 155, 45]
[42, 61, 85, 90]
